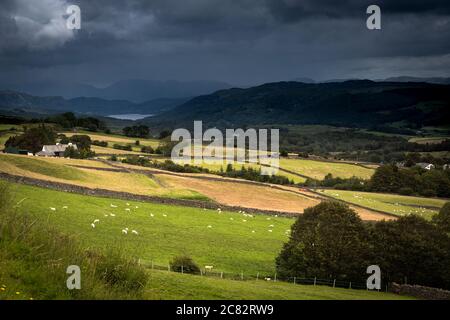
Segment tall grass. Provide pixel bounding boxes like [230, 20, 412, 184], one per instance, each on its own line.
[0, 182, 148, 300]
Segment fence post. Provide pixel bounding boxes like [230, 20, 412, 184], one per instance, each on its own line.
[241, 272, 244, 280]
[256, 273, 259, 281]
[294, 277, 296, 284]
[151, 260, 154, 270]
[181, 265, 184, 274]
[314, 277, 316, 286]
[274, 273, 277, 282]
[221, 272, 223, 279]
[200, 269, 203, 276]
[349, 282, 352, 289]
[333, 279, 336, 288]
[168, 264, 170, 272]
[138, 258, 141, 265]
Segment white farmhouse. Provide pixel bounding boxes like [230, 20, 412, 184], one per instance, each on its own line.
[36, 143, 77, 157]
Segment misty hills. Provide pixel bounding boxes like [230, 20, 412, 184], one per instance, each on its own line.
[144, 80, 450, 130]
[7, 79, 232, 103]
[0, 90, 187, 116]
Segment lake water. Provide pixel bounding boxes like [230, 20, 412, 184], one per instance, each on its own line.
[108, 114, 154, 120]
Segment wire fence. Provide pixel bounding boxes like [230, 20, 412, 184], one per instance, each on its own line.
[140, 260, 388, 292]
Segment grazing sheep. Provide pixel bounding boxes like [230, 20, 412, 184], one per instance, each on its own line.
[205, 266, 213, 271]
[135, 206, 139, 209]
[62, 206, 68, 209]
[91, 223, 95, 228]
[93, 219, 100, 223]
[110, 213, 116, 217]
[230, 217, 234, 220]
[131, 230, 139, 235]
[265, 277, 271, 281]
[266, 217, 271, 220]
[269, 224, 274, 227]
[150, 214, 154, 217]
[125, 208, 131, 212]
[121, 229, 128, 234]
[242, 219, 247, 222]
[104, 214, 108, 217]
[207, 225, 212, 228]
[163, 214, 167, 217]
[50, 207, 56, 211]
[268, 230, 273, 233]
[110, 204, 117, 208]
[251, 230, 255, 233]
[126, 203, 130, 206]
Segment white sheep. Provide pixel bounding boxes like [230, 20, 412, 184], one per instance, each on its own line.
[91, 223, 95, 228]
[110, 213, 116, 217]
[150, 213, 154, 217]
[268, 230, 273, 233]
[207, 225, 212, 228]
[93, 219, 100, 223]
[251, 230, 256, 233]
[242, 219, 247, 222]
[110, 204, 117, 208]
[269, 224, 274, 227]
[265, 277, 271, 281]
[62, 206, 68, 209]
[204, 266, 213, 271]
[126, 203, 130, 206]
[104, 214, 109, 217]
[131, 230, 139, 235]
[50, 207, 56, 211]
[163, 214, 167, 217]
[125, 208, 131, 212]
[122, 229, 128, 234]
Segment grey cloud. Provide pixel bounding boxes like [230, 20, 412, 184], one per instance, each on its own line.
[0, 0, 449, 87]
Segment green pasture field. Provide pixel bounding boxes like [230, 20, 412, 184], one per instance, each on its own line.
[318, 189, 447, 220]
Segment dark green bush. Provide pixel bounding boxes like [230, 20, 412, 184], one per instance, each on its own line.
[170, 255, 200, 274]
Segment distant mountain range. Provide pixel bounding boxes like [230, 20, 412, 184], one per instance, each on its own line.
[5, 79, 232, 103]
[0, 90, 188, 117]
[144, 80, 450, 130]
[1, 79, 449, 131]
[291, 76, 450, 85]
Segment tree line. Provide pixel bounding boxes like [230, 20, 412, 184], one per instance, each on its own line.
[306, 165, 450, 198]
[276, 201, 450, 290]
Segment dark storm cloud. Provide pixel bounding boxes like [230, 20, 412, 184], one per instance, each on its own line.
[0, 0, 449, 86]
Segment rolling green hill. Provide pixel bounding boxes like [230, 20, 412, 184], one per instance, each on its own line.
[145, 80, 450, 130]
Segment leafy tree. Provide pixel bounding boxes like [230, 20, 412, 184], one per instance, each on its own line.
[276, 201, 370, 282]
[370, 215, 450, 289]
[69, 135, 92, 151]
[433, 202, 450, 233]
[5, 125, 56, 153]
[140, 146, 154, 154]
[123, 125, 150, 138]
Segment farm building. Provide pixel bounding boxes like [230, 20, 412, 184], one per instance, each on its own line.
[416, 163, 435, 170]
[36, 143, 77, 157]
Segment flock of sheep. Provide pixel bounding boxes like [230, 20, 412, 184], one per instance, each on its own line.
[48, 201, 291, 239]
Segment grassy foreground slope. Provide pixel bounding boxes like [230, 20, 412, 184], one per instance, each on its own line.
[0, 181, 410, 300]
[318, 189, 447, 220]
[144, 270, 410, 300]
[4, 181, 293, 275]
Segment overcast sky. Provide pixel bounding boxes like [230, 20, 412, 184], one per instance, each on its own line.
[1, 0, 449, 87]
